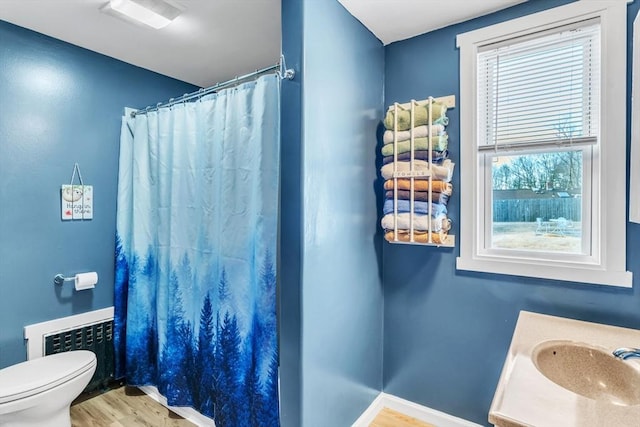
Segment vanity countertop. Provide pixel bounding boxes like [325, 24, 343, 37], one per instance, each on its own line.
[489, 311, 640, 427]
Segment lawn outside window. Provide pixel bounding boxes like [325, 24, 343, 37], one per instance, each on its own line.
[456, 0, 632, 287]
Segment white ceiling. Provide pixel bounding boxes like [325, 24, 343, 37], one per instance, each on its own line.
[0, 0, 282, 88]
[0, 0, 526, 88]
[338, 0, 528, 45]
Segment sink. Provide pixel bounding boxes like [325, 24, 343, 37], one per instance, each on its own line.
[490, 312, 640, 427]
[532, 340, 640, 406]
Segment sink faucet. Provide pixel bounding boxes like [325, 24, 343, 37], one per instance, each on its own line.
[613, 347, 640, 360]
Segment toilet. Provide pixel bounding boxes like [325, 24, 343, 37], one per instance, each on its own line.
[0, 350, 97, 427]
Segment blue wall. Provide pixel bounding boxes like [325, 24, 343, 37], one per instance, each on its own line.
[0, 20, 196, 369]
[383, 1, 640, 425]
[279, 0, 304, 424]
[280, 0, 386, 425]
[300, 1, 384, 424]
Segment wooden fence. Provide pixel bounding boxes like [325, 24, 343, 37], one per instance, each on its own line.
[493, 198, 581, 222]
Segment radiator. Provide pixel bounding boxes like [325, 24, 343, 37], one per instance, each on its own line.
[44, 320, 115, 392]
[24, 308, 116, 394]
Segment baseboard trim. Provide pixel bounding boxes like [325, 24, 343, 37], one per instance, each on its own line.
[351, 392, 387, 426]
[352, 392, 483, 427]
[138, 385, 216, 427]
[131, 379, 481, 427]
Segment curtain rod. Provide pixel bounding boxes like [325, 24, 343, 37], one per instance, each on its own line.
[131, 56, 295, 117]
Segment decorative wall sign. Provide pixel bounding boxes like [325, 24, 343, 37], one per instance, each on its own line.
[61, 163, 93, 220]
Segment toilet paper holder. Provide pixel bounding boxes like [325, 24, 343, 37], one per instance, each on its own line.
[53, 272, 98, 289]
[54, 274, 74, 285]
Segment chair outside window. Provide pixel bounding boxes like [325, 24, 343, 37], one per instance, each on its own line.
[535, 218, 548, 236]
[549, 217, 574, 236]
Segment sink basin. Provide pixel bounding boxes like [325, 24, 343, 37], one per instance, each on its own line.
[532, 340, 640, 406]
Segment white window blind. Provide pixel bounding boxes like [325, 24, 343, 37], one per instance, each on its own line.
[477, 20, 601, 152]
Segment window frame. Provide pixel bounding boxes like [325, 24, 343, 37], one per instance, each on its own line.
[456, 0, 632, 287]
[631, 10, 640, 224]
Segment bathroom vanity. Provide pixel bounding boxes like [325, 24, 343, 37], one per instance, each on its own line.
[490, 311, 640, 427]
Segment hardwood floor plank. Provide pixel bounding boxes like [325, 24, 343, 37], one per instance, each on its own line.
[370, 407, 437, 427]
[71, 386, 196, 427]
[73, 404, 117, 427]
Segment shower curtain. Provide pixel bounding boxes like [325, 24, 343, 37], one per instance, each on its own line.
[114, 74, 280, 426]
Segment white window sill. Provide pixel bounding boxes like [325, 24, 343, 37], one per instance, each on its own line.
[456, 256, 632, 288]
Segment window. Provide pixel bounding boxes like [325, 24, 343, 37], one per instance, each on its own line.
[456, 0, 632, 287]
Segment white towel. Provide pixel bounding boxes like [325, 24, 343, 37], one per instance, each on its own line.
[383, 124, 445, 144]
[381, 159, 455, 182]
[381, 213, 451, 232]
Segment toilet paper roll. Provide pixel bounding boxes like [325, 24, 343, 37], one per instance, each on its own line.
[75, 272, 98, 291]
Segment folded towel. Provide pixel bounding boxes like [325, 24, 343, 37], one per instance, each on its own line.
[385, 190, 449, 204]
[383, 199, 447, 216]
[382, 150, 448, 165]
[381, 160, 455, 182]
[383, 124, 445, 144]
[384, 179, 453, 195]
[381, 213, 451, 232]
[385, 229, 449, 245]
[381, 136, 448, 156]
[384, 103, 447, 130]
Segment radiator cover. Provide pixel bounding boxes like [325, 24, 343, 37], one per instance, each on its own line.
[44, 320, 115, 392]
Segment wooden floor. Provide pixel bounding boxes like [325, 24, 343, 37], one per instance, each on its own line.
[71, 387, 431, 427]
[70, 386, 196, 427]
[370, 407, 437, 427]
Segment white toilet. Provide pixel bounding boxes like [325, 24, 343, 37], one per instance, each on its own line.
[0, 350, 97, 427]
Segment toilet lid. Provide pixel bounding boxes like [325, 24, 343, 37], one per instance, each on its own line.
[0, 350, 96, 404]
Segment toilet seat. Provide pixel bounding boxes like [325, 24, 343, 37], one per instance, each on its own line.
[0, 350, 96, 404]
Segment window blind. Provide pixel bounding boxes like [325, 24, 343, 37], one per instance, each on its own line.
[477, 19, 601, 152]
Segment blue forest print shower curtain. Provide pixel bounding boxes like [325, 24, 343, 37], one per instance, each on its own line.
[114, 75, 280, 426]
